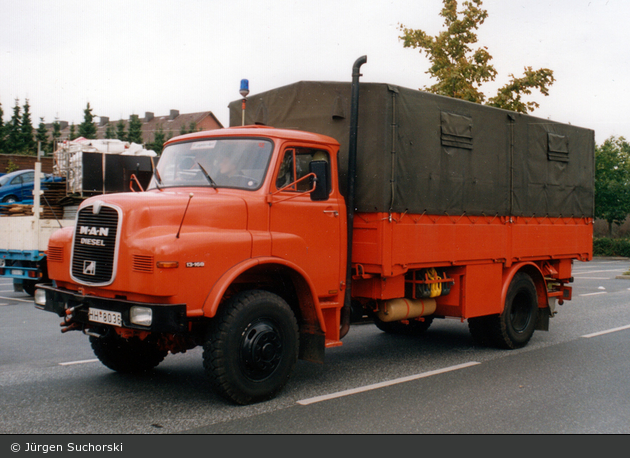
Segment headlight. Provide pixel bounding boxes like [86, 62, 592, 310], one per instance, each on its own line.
[34, 289, 47, 307]
[130, 306, 152, 326]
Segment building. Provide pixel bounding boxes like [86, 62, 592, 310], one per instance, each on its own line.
[54, 110, 223, 146]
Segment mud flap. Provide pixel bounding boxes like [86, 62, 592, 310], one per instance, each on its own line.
[299, 330, 325, 364]
[535, 307, 550, 331]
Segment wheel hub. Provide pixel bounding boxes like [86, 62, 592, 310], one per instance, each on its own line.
[240, 321, 282, 381]
[510, 290, 533, 332]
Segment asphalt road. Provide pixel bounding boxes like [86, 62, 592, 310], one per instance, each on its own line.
[1, 257, 630, 434]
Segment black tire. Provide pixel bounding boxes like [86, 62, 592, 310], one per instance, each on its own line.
[90, 330, 168, 373]
[467, 315, 494, 346]
[22, 280, 37, 297]
[373, 315, 434, 335]
[203, 290, 299, 405]
[491, 272, 539, 349]
[2, 195, 18, 203]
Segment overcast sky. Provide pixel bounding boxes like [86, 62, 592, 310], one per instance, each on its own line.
[1, 0, 627, 144]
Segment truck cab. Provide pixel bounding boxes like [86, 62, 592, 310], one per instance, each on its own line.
[36, 126, 347, 404]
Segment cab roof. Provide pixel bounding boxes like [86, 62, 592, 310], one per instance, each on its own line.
[165, 125, 340, 148]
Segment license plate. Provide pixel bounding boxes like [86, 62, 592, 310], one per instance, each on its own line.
[88, 308, 122, 327]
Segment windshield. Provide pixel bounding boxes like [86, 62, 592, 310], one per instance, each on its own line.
[148, 138, 273, 190]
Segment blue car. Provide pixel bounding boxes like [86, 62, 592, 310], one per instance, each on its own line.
[0, 169, 62, 204]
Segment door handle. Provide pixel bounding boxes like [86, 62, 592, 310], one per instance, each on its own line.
[323, 209, 339, 217]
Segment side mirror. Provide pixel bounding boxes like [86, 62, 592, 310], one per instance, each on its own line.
[309, 160, 329, 201]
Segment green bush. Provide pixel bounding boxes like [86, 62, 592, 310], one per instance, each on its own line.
[593, 237, 630, 257]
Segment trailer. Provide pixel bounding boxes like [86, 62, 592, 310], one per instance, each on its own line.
[0, 163, 74, 295]
[1, 140, 156, 294]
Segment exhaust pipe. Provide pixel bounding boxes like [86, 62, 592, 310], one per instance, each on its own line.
[340, 55, 367, 339]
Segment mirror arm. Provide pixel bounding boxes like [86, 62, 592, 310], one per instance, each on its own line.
[267, 173, 316, 205]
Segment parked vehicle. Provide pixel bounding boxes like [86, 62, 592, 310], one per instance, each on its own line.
[35, 58, 594, 405]
[0, 169, 62, 204]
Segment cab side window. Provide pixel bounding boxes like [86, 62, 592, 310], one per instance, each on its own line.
[275, 148, 330, 193]
[276, 149, 295, 190]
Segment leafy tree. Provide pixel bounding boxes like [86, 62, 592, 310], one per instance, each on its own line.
[127, 114, 143, 144]
[6, 159, 18, 173]
[35, 117, 50, 153]
[69, 123, 77, 140]
[595, 136, 630, 236]
[398, 0, 555, 113]
[487, 67, 555, 113]
[116, 119, 128, 141]
[20, 99, 36, 154]
[78, 102, 97, 139]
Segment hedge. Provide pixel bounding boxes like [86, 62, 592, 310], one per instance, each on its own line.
[593, 238, 630, 257]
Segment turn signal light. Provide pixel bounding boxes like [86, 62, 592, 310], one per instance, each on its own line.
[156, 261, 179, 269]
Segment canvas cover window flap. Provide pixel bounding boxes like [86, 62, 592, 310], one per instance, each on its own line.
[441, 112, 473, 150]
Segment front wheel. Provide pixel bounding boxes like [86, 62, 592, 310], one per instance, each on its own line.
[90, 330, 168, 373]
[203, 290, 299, 405]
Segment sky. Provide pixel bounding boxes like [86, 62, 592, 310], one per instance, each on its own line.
[1, 0, 628, 144]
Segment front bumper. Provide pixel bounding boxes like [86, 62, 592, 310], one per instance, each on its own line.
[35, 283, 188, 334]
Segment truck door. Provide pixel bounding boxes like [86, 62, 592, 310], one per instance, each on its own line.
[269, 147, 342, 298]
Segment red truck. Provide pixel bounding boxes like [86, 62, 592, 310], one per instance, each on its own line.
[36, 57, 594, 404]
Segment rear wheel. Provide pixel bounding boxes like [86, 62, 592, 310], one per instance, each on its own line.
[203, 290, 299, 405]
[492, 272, 539, 349]
[22, 280, 37, 297]
[468, 316, 494, 346]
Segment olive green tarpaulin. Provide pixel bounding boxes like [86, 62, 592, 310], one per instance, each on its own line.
[228, 82, 594, 218]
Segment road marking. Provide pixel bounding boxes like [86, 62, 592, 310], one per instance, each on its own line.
[582, 324, 630, 339]
[0, 295, 33, 303]
[579, 292, 608, 297]
[59, 359, 99, 366]
[297, 361, 481, 406]
[576, 277, 613, 280]
[574, 269, 626, 275]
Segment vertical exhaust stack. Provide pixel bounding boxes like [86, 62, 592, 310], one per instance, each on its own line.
[340, 55, 367, 339]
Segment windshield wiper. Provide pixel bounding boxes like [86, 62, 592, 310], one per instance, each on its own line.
[197, 162, 218, 189]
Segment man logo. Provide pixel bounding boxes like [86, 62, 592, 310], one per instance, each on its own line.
[83, 261, 97, 276]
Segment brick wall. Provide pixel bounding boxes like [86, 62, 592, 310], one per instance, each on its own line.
[0, 155, 54, 174]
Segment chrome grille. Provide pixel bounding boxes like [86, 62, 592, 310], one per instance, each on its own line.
[71, 205, 120, 285]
